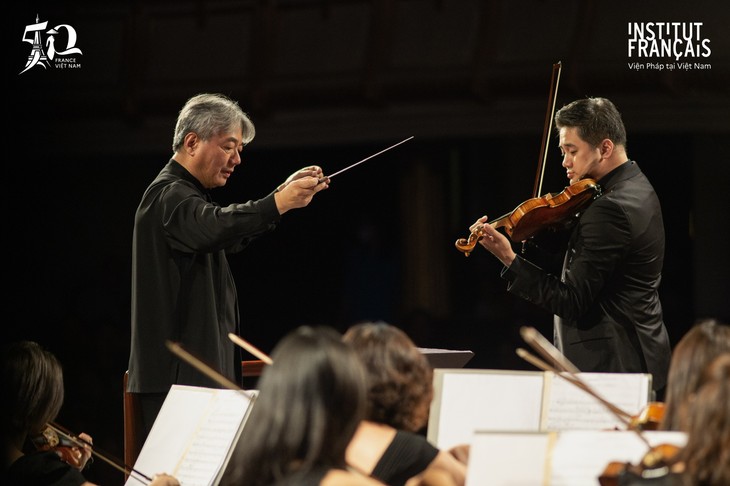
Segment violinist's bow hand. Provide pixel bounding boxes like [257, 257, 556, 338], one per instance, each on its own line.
[75, 432, 94, 470]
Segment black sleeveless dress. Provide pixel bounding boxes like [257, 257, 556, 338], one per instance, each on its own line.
[371, 430, 439, 486]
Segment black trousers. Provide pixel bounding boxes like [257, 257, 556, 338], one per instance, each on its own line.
[137, 392, 168, 444]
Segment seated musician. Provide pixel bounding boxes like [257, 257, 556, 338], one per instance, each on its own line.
[618, 351, 729, 486]
[221, 326, 385, 486]
[1, 340, 178, 486]
[660, 318, 730, 431]
[344, 321, 468, 486]
[614, 319, 729, 486]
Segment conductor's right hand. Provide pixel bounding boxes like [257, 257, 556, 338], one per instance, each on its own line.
[274, 165, 329, 214]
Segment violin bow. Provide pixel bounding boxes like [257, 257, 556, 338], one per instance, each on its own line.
[46, 422, 154, 484]
[533, 61, 562, 199]
[165, 341, 256, 400]
[520, 325, 581, 374]
[517, 327, 653, 449]
[519, 326, 644, 423]
[228, 333, 273, 365]
[519, 326, 633, 421]
[515, 347, 634, 425]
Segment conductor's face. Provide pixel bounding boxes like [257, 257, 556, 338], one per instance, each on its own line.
[195, 129, 244, 189]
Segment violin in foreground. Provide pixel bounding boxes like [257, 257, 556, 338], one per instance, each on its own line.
[31, 422, 155, 483]
[598, 443, 681, 486]
[31, 423, 92, 470]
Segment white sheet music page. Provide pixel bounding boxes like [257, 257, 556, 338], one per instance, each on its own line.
[543, 372, 650, 431]
[465, 431, 554, 486]
[430, 370, 544, 450]
[550, 430, 687, 486]
[125, 385, 255, 486]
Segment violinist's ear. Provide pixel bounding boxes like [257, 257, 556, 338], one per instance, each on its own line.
[599, 139, 614, 159]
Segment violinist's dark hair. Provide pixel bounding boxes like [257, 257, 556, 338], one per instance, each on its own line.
[0, 341, 64, 437]
[676, 352, 730, 486]
[221, 326, 367, 486]
[343, 321, 433, 432]
[661, 318, 730, 432]
[555, 97, 627, 148]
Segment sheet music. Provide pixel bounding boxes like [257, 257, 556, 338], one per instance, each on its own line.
[550, 430, 687, 486]
[429, 370, 544, 450]
[543, 372, 650, 431]
[428, 369, 652, 450]
[125, 385, 255, 486]
[466, 431, 554, 486]
[465, 430, 687, 486]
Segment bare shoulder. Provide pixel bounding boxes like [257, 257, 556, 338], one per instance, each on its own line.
[321, 469, 385, 486]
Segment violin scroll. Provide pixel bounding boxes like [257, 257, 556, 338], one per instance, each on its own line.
[31, 424, 93, 470]
[455, 227, 486, 256]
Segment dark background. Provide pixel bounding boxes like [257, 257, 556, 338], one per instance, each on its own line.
[7, 1, 729, 484]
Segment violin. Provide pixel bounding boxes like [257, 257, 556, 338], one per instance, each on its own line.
[31, 422, 154, 483]
[629, 402, 665, 431]
[598, 443, 681, 486]
[599, 403, 677, 485]
[31, 423, 92, 470]
[455, 178, 600, 255]
[455, 62, 602, 257]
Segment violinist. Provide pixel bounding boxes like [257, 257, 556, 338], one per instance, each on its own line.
[669, 352, 730, 486]
[470, 97, 671, 398]
[0, 340, 178, 486]
[614, 352, 730, 486]
[660, 318, 730, 431]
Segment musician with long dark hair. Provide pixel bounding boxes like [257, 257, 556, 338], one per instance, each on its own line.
[1, 340, 178, 486]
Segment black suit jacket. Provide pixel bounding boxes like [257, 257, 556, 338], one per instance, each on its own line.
[502, 161, 671, 391]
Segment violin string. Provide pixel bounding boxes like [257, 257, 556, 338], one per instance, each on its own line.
[47, 423, 153, 484]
